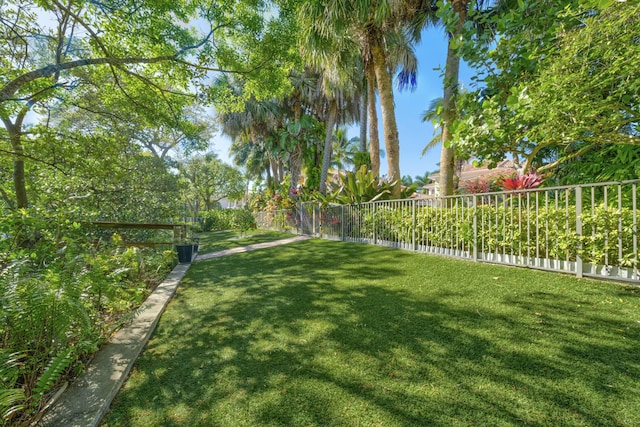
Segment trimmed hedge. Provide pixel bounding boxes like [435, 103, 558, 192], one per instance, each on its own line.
[319, 201, 636, 267]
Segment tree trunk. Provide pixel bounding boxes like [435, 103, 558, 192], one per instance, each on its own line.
[439, 0, 468, 197]
[360, 77, 367, 153]
[1, 116, 28, 209]
[319, 99, 338, 194]
[265, 164, 273, 188]
[289, 99, 304, 194]
[269, 156, 280, 188]
[289, 144, 303, 193]
[370, 33, 401, 197]
[366, 61, 380, 178]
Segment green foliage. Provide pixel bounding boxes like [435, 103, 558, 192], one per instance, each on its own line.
[231, 208, 257, 235]
[338, 200, 635, 267]
[0, 209, 174, 425]
[523, 2, 640, 149]
[326, 166, 416, 204]
[0, 352, 25, 423]
[353, 151, 371, 171]
[179, 153, 246, 215]
[454, 0, 639, 178]
[201, 209, 256, 233]
[305, 166, 322, 190]
[549, 144, 640, 186]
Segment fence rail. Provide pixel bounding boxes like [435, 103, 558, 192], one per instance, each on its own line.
[256, 180, 640, 284]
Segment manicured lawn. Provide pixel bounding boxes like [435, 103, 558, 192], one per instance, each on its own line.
[103, 238, 640, 426]
[196, 230, 296, 255]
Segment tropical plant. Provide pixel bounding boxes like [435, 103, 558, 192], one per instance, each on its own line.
[297, 0, 436, 197]
[326, 166, 415, 205]
[459, 177, 496, 194]
[332, 128, 360, 174]
[497, 172, 545, 191]
[0, 210, 175, 425]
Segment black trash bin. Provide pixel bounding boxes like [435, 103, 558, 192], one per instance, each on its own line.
[176, 244, 193, 264]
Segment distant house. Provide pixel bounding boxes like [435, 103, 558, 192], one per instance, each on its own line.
[423, 160, 517, 196]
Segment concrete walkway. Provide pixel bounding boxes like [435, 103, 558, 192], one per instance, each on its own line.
[195, 235, 311, 261]
[38, 235, 311, 427]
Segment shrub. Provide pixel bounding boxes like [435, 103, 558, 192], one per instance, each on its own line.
[201, 209, 256, 233]
[333, 200, 635, 267]
[497, 172, 545, 191]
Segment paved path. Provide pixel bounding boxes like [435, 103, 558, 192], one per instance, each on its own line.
[195, 235, 311, 261]
[38, 234, 311, 427]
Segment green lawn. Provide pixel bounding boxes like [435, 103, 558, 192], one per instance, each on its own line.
[195, 230, 296, 255]
[104, 237, 640, 426]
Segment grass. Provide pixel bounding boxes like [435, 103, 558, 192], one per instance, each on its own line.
[103, 236, 640, 426]
[195, 230, 296, 255]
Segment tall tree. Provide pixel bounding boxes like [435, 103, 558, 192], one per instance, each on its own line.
[298, 0, 435, 197]
[451, 0, 627, 178]
[179, 154, 246, 216]
[0, 0, 291, 209]
[437, 0, 470, 197]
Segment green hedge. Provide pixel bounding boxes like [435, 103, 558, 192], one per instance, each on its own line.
[332, 202, 636, 267]
[201, 208, 256, 233]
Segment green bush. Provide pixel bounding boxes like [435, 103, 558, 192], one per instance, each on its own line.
[201, 209, 256, 233]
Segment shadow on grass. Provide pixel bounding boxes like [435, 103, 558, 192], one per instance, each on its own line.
[104, 239, 640, 426]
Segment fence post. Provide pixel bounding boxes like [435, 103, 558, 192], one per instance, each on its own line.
[575, 186, 583, 278]
[373, 202, 377, 245]
[412, 199, 417, 251]
[341, 205, 345, 241]
[473, 195, 478, 261]
[312, 205, 316, 236]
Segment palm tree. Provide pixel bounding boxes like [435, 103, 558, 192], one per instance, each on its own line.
[213, 76, 284, 189]
[436, 0, 516, 195]
[437, 0, 469, 197]
[298, 0, 436, 197]
[421, 97, 443, 156]
[298, 7, 362, 194]
[332, 128, 360, 174]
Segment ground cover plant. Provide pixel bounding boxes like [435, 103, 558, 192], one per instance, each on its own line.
[104, 238, 640, 426]
[0, 212, 177, 425]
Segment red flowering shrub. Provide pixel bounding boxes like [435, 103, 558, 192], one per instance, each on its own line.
[497, 172, 545, 192]
[459, 178, 495, 194]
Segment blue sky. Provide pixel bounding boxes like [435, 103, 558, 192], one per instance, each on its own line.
[211, 26, 477, 180]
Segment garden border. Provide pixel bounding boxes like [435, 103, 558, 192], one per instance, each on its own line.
[37, 262, 191, 427]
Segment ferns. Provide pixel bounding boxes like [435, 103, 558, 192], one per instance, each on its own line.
[0, 211, 174, 425]
[33, 349, 73, 403]
[0, 389, 25, 423]
[0, 352, 25, 424]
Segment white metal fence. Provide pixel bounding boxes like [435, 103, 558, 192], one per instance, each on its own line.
[255, 180, 640, 284]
